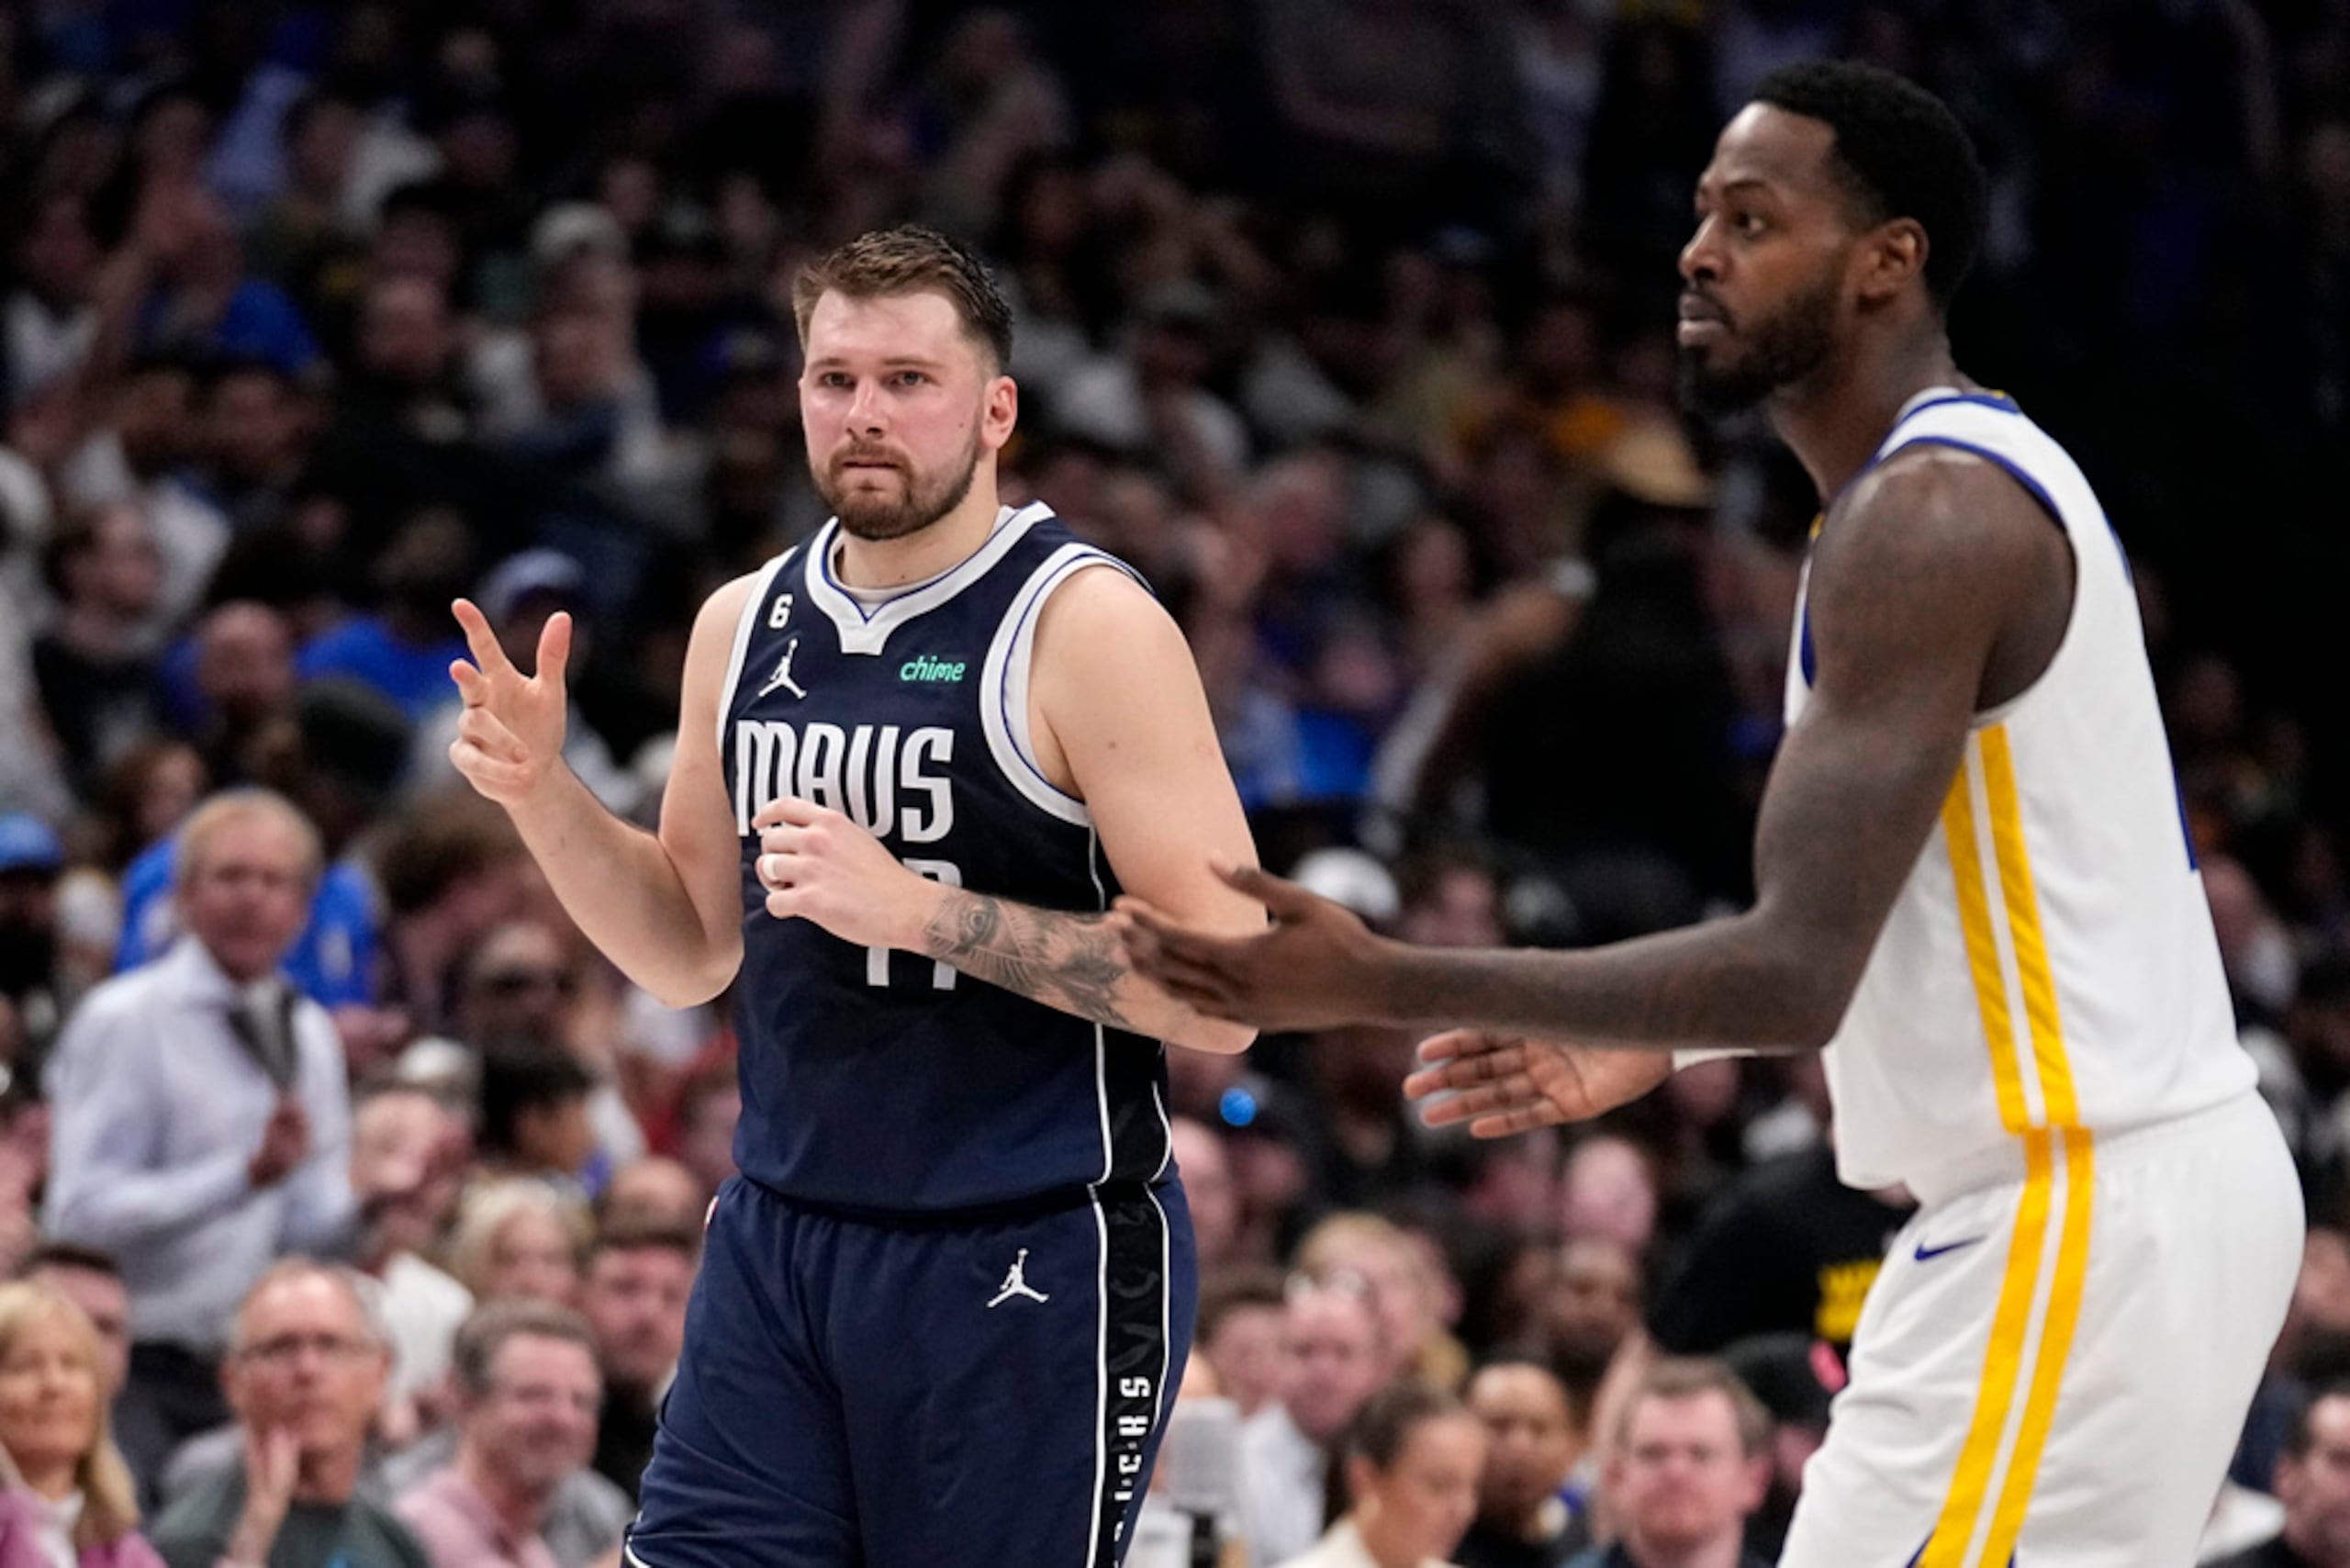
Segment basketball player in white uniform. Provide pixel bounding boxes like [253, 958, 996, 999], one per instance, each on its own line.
[1118, 61, 2302, 1568]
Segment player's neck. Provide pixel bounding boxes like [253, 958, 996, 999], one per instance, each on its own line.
[832, 479, 1007, 590]
[1768, 321, 1964, 502]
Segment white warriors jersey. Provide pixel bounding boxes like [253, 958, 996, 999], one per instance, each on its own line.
[1788, 389, 2254, 1200]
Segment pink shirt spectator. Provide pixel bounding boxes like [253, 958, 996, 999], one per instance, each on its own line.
[392, 1472, 559, 1568]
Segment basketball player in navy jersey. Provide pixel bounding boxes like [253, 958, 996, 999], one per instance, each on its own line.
[445, 226, 1261, 1566]
[1125, 64, 2300, 1568]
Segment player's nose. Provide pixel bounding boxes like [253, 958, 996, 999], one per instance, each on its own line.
[1678, 220, 1721, 286]
[845, 375, 888, 431]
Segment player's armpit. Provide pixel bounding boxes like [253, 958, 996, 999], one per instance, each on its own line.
[1018, 565, 1263, 1054]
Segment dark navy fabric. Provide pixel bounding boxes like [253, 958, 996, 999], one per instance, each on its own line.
[718, 505, 1172, 1213]
[629, 1174, 1195, 1568]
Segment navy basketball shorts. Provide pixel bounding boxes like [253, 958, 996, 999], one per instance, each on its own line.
[627, 1175, 1196, 1568]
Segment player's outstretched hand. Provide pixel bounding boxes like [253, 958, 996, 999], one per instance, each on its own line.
[1403, 1030, 1671, 1138]
[448, 598, 572, 807]
[1117, 862, 1389, 1033]
[752, 795, 927, 948]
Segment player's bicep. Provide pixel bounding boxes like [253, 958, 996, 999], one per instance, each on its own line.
[1033, 569, 1262, 939]
[1751, 456, 2044, 980]
[660, 575, 760, 951]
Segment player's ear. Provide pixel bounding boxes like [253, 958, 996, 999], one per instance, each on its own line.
[980, 371, 1018, 453]
[1856, 218, 1928, 305]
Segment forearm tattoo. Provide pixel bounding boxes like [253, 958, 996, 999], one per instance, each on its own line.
[920, 890, 1138, 1031]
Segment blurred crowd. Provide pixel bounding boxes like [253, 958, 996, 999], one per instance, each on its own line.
[0, 2, 2348, 1566]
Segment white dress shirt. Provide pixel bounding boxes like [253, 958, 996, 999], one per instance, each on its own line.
[1275, 1519, 1455, 1568]
[42, 938, 357, 1352]
[1240, 1404, 1330, 1568]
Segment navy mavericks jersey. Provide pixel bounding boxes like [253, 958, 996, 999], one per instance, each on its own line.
[718, 502, 1173, 1211]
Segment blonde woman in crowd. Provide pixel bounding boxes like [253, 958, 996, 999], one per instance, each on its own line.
[0, 1282, 162, 1568]
[440, 1183, 588, 1309]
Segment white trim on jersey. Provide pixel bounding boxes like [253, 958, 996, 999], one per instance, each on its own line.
[803, 502, 1053, 655]
[716, 553, 795, 753]
[1088, 823, 1114, 1184]
[1147, 1182, 1175, 1436]
[980, 543, 1145, 828]
[1084, 1193, 1112, 1568]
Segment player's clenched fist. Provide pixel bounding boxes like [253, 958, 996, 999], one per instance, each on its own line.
[447, 597, 572, 807]
[751, 795, 931, 950]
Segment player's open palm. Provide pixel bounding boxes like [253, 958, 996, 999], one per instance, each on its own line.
[1404, 1030, 1670, 1138]
[447, 597, 572, 808]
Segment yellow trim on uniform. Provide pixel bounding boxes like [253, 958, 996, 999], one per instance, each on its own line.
[1919, 727, 2098, 1568]
[1978, 1126, 2095, 1567]
[1970, 731, 2094, 1567]
[1981, 726, 2082, 1126]
[1915, 1126, 2053, 1568]
[1940, 751, 2029, 1136]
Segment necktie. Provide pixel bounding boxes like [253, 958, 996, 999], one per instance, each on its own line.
[229, 983, 299, 1090]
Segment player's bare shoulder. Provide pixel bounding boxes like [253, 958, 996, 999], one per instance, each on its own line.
[1812, 441, 2070, 689]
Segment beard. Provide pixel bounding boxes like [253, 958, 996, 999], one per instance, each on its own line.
[813, 427, 983, 542]
[1677, 272, 1842, 416]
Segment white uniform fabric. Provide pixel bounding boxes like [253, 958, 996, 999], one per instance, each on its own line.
[1776, 391, 2301, 1567]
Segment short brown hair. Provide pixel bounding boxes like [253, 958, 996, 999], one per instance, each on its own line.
[1617, 1356, 1773, 1459]
[588, 1215, 701, 1271]
[451, 1298, 599, 1397]
[791, 225, 1013, 372]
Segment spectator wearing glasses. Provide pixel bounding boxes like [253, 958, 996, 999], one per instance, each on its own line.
[1241, 1271, 1394, 1568]
[147, 1262, 428, 1568]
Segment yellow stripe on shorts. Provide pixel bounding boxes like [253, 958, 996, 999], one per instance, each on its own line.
[1917, 729, 2094, 1568]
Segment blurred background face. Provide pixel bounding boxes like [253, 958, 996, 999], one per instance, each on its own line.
[1201, 1302, 1284, 1419]
[1352, 1412, 1487, 1565]
[1558, 1137, 1657, 1253]
[1281, 1289, 1385, 1444]
[675, 1078, 741, 1197]
[1468, 1364, 1577, 1526]
[207, 369, 300, 480]
[196, 604, 296, 725]
[229, 1275, 389, 1467]
[1310, 1233, 1432, 1382]
[0, 1305, 101, 1479]
[1612, 1391, 1764, 1558]
[1547, 1238, 1638, 1380]
[28, 1268, 129, 1399]
[485, 1210, 582, 1305]
[177, 810, 315, 983]
[2280, 1394, 2350, 1563]
[360, 279, 452, 385]
[469, 1333, 600, 1495]
[578, 1247, 692, 1394]
[456, 922, 574, 1047]
[74, 506, 164, 620]
[1169, 1120, 1238, 1266]
[350, 1091, 466, 1258]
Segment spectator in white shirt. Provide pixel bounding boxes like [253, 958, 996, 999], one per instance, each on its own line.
[43, 791, 357, 1499]
[1242, 1272, 1394, 1568]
